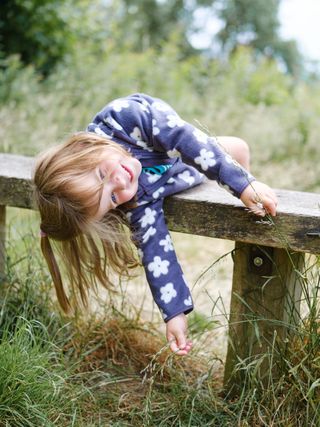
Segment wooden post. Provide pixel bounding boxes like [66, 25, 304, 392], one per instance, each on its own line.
[224, 242, 304, 388]
[0, 205, 6, 280]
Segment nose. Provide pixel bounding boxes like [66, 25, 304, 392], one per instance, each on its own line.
[111, 170, 126, 190]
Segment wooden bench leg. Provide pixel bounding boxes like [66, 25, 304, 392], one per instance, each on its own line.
[0, 205, 6, 280]
[224, 241, 304, 389]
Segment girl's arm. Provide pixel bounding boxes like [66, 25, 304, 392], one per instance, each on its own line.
[128, 198, 194, 324]
[90, 93, 276, 216]
[128, 198, 195, 355]
[136, 94, 276, 215]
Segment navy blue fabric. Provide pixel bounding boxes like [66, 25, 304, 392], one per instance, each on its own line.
[87, 93, 255, 322]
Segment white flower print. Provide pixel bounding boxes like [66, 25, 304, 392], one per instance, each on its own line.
[130, 127, 153, 152]
[137, 140, 153, 152]
[193, 128, 208, 144]
[148, 256, 170, 278]
[104, 116, 123, 130]
[152, 187, 165, 199]
[225, 153, 243, 169]
[167, 177, 176, 184]
[224, 153, 234, 164]
[110, 99, 129, 112]
[167, 149, 181, 158]
[139, 99, 150, 113]
[160, 283, 177, 304]
[224, 153, 253, 179]
[130, 126, 143, 141]
[184, 296, 192, 306]
[146, 173, 162, 184]
[152, 119, 160, 136]
[125, 212, 132, 221]
[94, 127, 107, 137]
[194, 148, 216, 171]
[139, 207, 157, 228]
[178, 170, 195, 186]
[152, 101, 171, 112]
[167, 114, 185, 128]
[159, 234, 174, 252]
[137, 200, 148, 206]
[142, 227, 156, 244]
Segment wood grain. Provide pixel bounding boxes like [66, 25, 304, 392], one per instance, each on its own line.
[1, 153, 320, 253]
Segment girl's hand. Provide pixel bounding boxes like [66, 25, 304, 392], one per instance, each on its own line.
[166, 313, 193, 356]
[240, 181, 278, 217]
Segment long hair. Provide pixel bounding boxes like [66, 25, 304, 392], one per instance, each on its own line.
[33, 132, 139, 313]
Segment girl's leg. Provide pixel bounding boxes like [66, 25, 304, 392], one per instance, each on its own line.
[216, 136, 250, 171]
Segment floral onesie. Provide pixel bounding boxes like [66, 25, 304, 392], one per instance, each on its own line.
[87, 93, 255, 322]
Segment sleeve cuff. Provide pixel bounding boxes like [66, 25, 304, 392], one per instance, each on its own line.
[162, 305, 194, 323]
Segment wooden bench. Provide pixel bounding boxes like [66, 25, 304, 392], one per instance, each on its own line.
[1, 153, 320, 388]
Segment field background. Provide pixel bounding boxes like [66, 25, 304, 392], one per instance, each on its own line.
[3, 43, 320, 358]
[1, 1, 320, 424]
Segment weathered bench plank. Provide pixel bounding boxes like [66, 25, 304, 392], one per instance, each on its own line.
[164, 184, 320, 254]
[0, 154, 34, 209]
[1, 154, 320, 254]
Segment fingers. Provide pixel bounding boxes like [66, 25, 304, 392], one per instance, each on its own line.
[169, 338, 193, 356]
[261, 195, 277, 216]
[241, 182, 278, 217]
[254, 192, 278, 217]
[167, 331, 193, 356]
[166, 313, 192, 356]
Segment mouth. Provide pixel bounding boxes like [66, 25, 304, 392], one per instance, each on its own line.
[121, 164, 133, 182]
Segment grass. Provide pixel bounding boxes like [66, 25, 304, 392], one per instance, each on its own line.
[1, 42, 320, 425]
[0, 224, 319, 426]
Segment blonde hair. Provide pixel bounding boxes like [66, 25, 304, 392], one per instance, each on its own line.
[33, 132, 139, 313]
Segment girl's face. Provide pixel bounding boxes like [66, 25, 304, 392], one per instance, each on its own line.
[92, 147, 142, 219]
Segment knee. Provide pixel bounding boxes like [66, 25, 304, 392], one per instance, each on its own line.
[233, 138, 250, 170]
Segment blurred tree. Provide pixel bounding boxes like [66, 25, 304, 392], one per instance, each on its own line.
[0, 0, 102, 74]
[111, 0, 216, 53]
[215, 0, 302, 75]
[109, 0, 302, 75]
[0, 0, 303, 77]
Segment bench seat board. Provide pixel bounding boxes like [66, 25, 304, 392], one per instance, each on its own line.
[1, 153, 320, 253]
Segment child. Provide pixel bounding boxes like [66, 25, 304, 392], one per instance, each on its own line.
[33, 93, 277, 356]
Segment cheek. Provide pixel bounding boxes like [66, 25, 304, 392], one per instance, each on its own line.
[119, 183, 138, 204]
[133, 158, 142, 175]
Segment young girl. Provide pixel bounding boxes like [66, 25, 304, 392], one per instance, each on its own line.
[33, 93, 277, 356]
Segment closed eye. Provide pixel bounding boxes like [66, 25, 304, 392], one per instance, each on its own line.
[98, 168, 105, 181]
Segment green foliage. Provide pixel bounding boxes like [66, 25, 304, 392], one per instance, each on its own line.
[0, 319, 71, 426]
[216, 0, 303, 76]
[1, 39, 319, 192]
[1, 0, 305, 78]
[0, 16, 319, 422]
[0, 0, 102, 74]
[0, 55, 40, 104]
[189, 311, 218, 334]
[0, 261, 78, 425]
[106, 0, 216, 54]
[1, 213, 320, 425]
